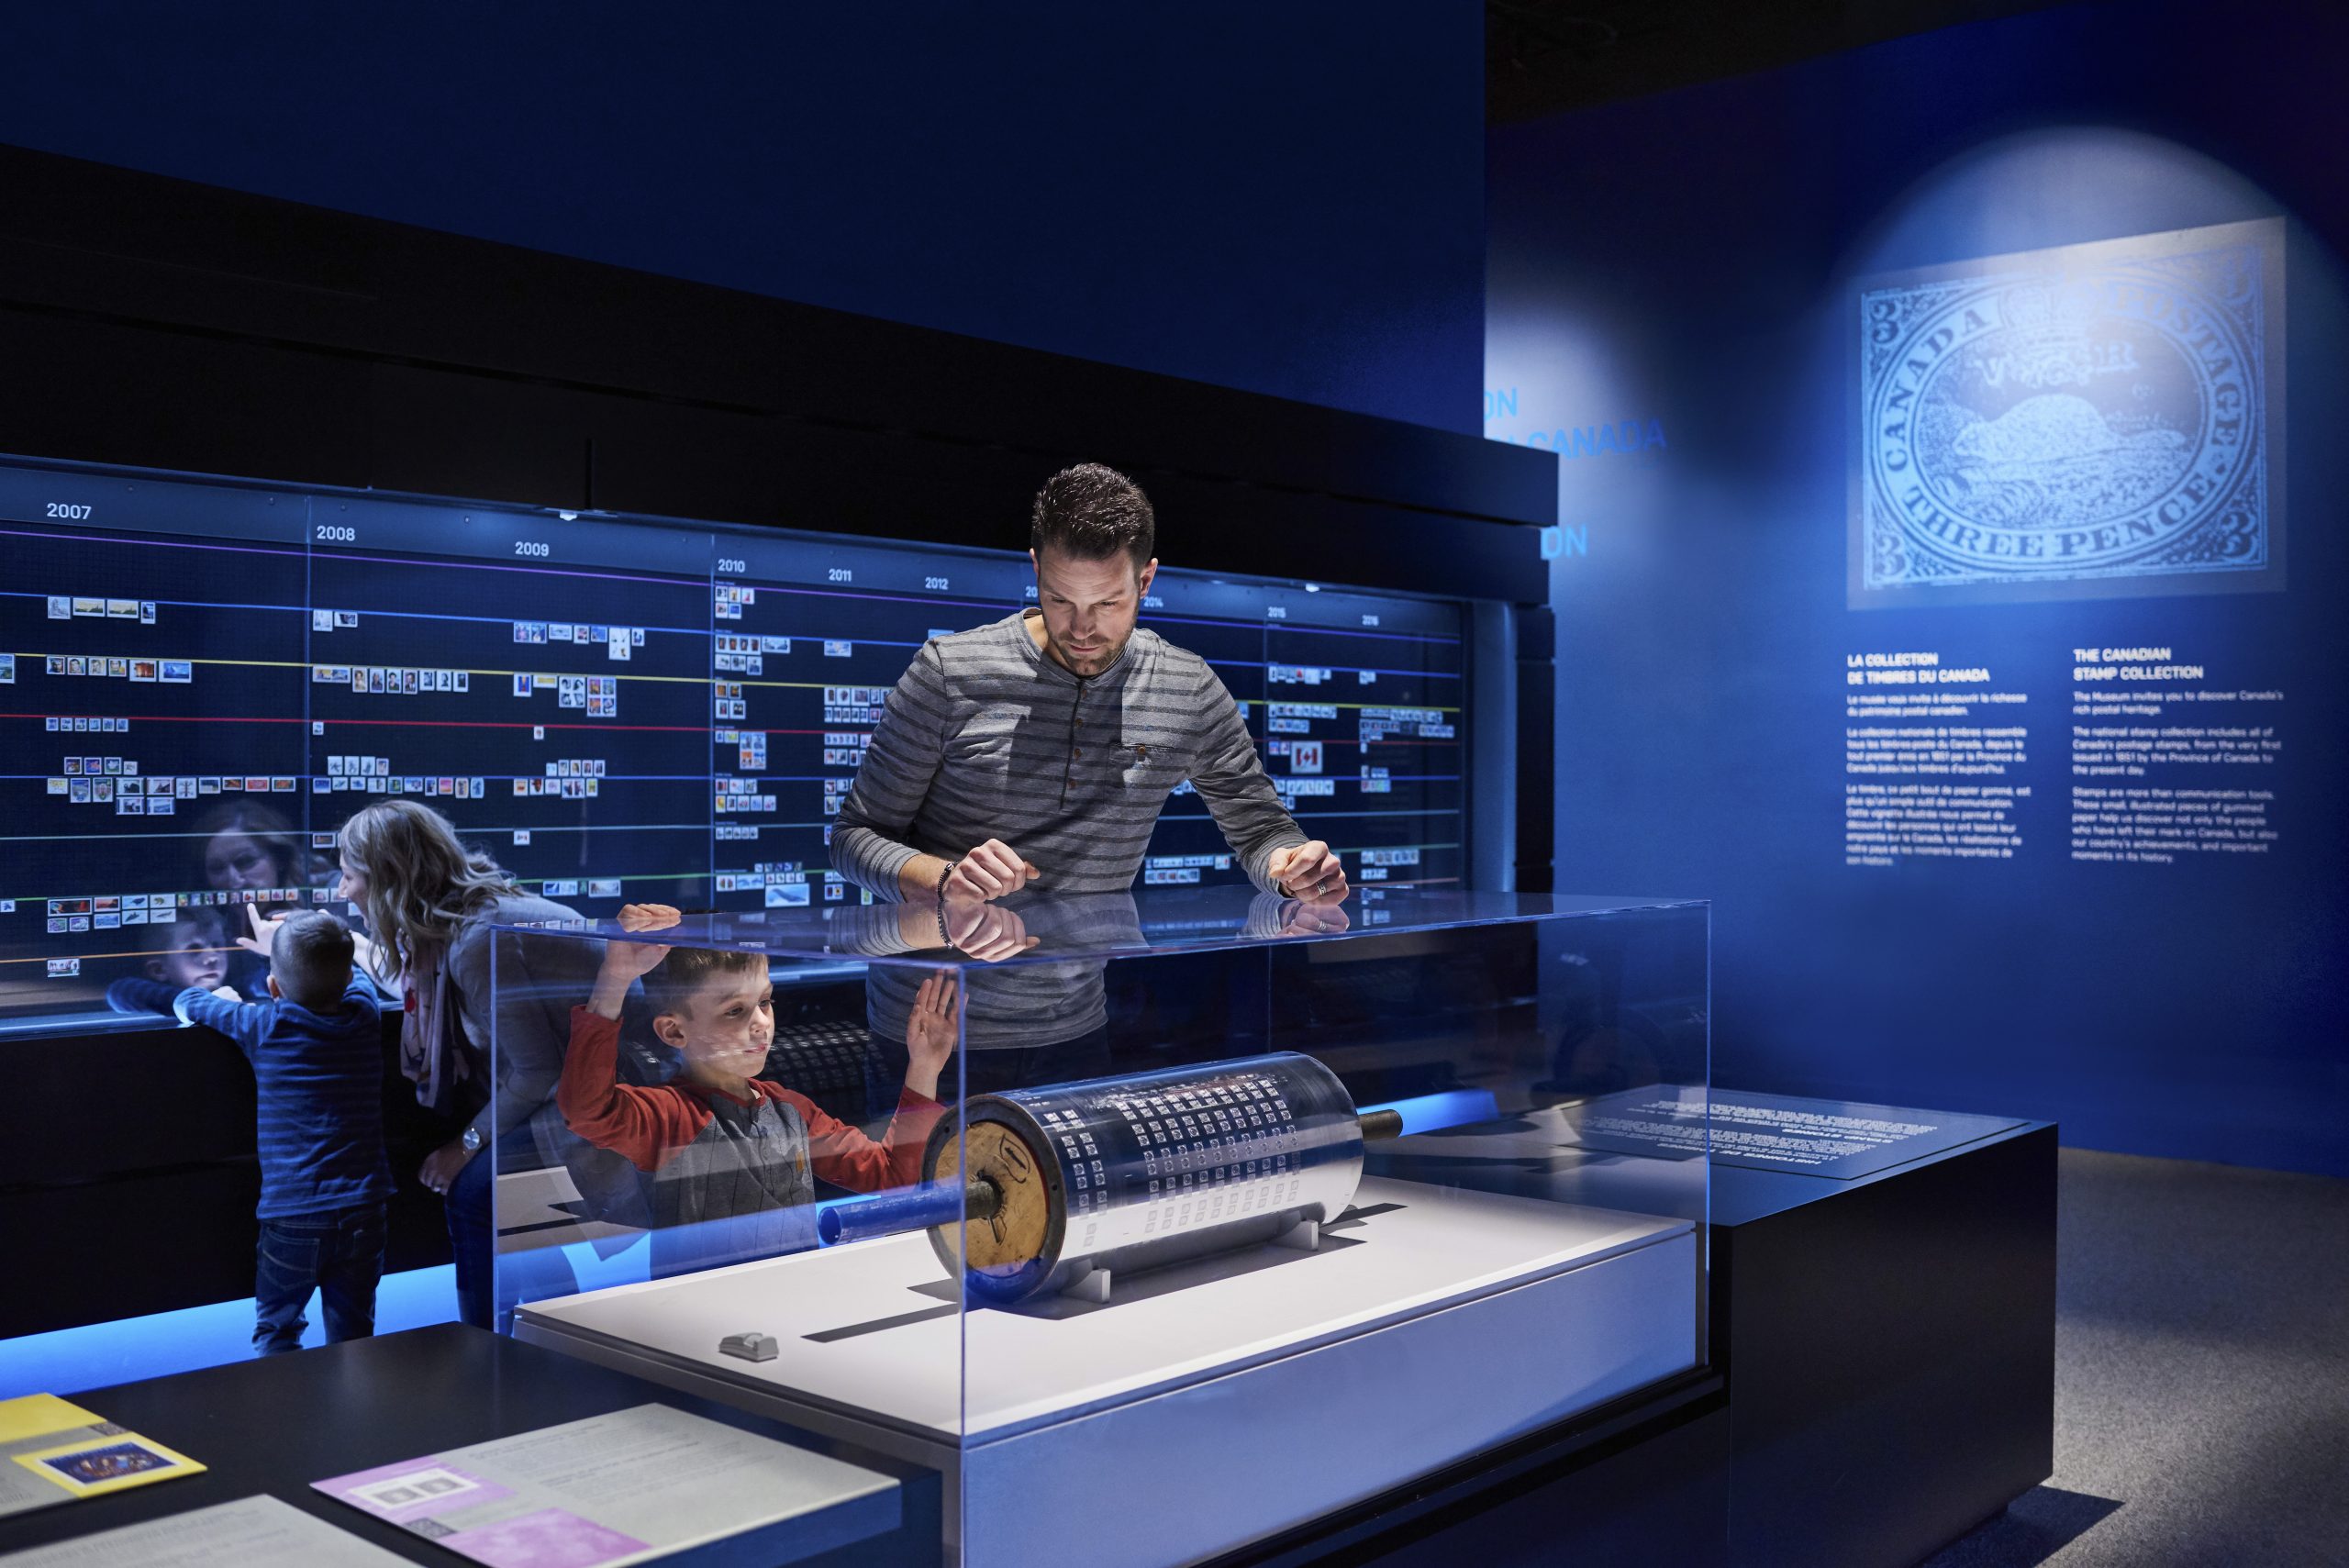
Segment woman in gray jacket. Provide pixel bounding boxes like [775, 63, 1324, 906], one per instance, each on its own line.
[329, 799, 604, 1329]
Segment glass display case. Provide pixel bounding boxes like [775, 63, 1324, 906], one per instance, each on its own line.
[491, 884, 1709, 1567]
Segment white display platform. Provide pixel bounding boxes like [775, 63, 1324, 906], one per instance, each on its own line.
[518, 1176, 1698, 1568]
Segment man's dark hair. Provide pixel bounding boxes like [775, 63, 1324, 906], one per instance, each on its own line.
[644, 946, 767, 1021]
[1030, 463, 1155, 573]
[272, 910, 355, 1011]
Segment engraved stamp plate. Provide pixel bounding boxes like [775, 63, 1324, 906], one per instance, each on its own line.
[1853, 217, 2285, 607]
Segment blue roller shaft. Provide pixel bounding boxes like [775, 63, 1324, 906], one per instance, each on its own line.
[818, 1178, 996, 1247]
[1355, 1087, 1498, 1137]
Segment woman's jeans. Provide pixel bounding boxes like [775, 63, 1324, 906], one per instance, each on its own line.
[446, 1123, 582, 1331]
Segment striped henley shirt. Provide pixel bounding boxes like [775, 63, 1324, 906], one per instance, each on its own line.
[829, 610, 1309, 1048]
[831, 609, 1308, 898]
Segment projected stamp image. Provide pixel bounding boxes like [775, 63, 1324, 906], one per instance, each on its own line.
[1854, 217, 2282, 604]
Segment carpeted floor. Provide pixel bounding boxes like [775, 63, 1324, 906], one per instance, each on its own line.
[1920, 1149, 2349, 1568]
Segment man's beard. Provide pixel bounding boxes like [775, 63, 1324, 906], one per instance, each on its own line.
[1052, 628, 1129, 674]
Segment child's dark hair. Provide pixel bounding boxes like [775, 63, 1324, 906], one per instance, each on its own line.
[643, 946, 766, 1020]
[273, 910, 355, 1010]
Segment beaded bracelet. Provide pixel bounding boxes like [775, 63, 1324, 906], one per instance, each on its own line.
[936, 859, 960, 949]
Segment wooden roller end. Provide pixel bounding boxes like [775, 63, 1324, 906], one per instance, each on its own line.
[930, 1119, 1052, 1274]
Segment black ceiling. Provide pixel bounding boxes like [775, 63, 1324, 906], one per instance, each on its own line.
[1487, 0, 2087, 121]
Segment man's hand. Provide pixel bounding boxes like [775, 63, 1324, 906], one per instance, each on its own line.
[945, 901, 1039, 962]
[418, 1136, 472, 1195]
[209, 984, 244, 1003]
[590, 903, 681, 1017]
[1267, 841, 1348, 906]
[905, 972, 958, 1098]
[944, 840, 1040, 901]
[1279, 900, 1352, 939]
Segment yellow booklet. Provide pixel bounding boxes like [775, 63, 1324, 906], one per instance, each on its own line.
[0, 1393, 205, 1514]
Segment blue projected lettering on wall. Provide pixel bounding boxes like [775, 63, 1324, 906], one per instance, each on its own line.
[1487, 417, 1667, 462]
[1856, 217, 2283, 606]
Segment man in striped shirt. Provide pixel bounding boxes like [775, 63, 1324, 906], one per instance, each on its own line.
[829, 464, 1348, 1079]
[831, 463, 1348, 911]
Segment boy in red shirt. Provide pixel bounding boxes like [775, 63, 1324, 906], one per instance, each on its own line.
[559, 905, 955, 1273]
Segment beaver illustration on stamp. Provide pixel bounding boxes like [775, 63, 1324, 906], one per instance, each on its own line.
[1855, 218, 2281, 602]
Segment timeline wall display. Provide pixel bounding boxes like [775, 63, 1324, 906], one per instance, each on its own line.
[0, 460, 1471, 1037]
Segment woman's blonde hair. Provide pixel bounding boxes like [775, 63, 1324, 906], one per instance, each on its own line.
[337, 800, 513, 980]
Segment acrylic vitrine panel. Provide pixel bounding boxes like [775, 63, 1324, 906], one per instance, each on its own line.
[497, 887, 1708, 1568]
[485, 913, 959, 1327]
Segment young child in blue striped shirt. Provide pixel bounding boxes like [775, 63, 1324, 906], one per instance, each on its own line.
[109, 909, 392, 1354]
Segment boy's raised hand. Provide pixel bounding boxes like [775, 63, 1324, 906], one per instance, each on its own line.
[588, 904, 682, 1017]
[905, 971, 959, 1099]
[602, 903, 682, 976]
[235, 902, 284, 959]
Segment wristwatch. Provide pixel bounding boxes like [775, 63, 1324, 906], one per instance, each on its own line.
[462, 1125, 484, 1156]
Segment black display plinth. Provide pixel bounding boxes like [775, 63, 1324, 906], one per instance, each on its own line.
[1712, 1118, 2057, 1568]
[1369, 1091, 2056, 1568]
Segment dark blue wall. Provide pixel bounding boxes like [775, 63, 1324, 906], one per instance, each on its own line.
[1489, 0, 2349, 1174]
[0, 4, 1484, 434]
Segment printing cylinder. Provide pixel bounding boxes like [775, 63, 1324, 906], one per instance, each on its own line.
[923, 1051, 1369, 1303]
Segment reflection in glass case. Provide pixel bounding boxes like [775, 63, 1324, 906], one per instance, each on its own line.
[492, 886, 1709, 1567]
